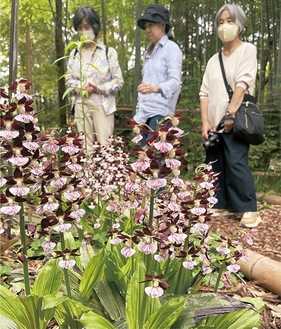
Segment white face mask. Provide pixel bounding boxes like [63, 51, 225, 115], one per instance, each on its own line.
[78, 30, 96, 42]
[218, 23, 239, 42]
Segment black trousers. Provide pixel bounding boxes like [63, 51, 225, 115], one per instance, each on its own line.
[206, 132, 257, 213]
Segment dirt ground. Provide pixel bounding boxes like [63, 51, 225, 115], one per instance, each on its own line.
[207, 202, 281, 329]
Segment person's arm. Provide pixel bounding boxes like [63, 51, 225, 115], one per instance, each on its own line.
[199, 62, 213, 139]
[224, 45, 257, 131]
[157, 44, 182, 99]
[226, 87, 245, 115]
[137, 43, 182, 98]
[200, 97, 213, 140]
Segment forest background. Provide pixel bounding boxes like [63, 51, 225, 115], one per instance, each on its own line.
[0, 0, 280, 175]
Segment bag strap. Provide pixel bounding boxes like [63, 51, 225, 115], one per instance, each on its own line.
[73, 46, 109, 59]
[218, 51, 233, 101]
[219, 51, 257, 104]
[105, 46, 109, 60]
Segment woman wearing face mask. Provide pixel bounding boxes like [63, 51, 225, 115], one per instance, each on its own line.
[134, 3, 182, 145]
[66, 5, 124, 152]
[199, 4, 262, 228]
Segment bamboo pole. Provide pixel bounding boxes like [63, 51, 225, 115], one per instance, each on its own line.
[238, 249, 281, 296]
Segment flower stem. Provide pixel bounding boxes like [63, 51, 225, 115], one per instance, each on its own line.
[60, 232, 72, 298]
[148, 190, 155, 229]
[214, 261, 226, 293]
[146, 190, 155, 273]
[19, 203, 31, 295]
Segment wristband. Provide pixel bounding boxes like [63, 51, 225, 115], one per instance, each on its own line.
[226, 110, 235, 117]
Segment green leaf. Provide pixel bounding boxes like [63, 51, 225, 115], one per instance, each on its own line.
[94, 277, 126, 321]
[52, 55, 70, 65]
[79, 311, 116, 329]
[42, 295, 68, 309]
[79, 240, 95, 269]
[53, 297, 91, 328]
[171, 293, 264, 329]
[0, 315, 19, 329]
[143, 296, 188, 329]
[32, 258, 63, 297]
[62, 86, 75, 99]
[202, 309, 261, 329]
[126, 260, 160, 329]
[0, 265, 12, 276]
[20, 295, 56, 329]
[0, 285, 30, 329]
[64, 40, 79, 54]
[165, 259, 195, 294]
[66, 270, 104, 315]
[202, 297, 264, 329]
[79, 249, 107, 299]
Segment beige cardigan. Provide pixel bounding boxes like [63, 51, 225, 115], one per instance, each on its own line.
[199, 42, 257, 127]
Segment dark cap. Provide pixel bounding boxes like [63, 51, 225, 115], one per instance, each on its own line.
[137, 4, 170, 32]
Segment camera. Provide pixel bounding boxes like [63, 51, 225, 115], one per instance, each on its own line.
[203, 131, 221, 151]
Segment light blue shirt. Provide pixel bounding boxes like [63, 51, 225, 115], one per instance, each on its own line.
[134, 35, 182, 124]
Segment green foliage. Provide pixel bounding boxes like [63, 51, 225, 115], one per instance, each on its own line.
[0, 285, 31, 329]
[0, 265, 12, 276]
[125, 260, 160, 329]
[32, 259, 63, 296]
[79, 249, 107, 299]
[79, 311, 116, 329]
[94, 278, 126, 321]
[143, 296, 188, 329]
[172, 293, 264, 329]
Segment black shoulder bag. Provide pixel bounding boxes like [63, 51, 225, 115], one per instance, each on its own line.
[219, 51, 265, 145]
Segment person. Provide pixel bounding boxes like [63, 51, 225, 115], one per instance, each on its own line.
[199, 4, 262, 228]
[134, 3, 182, 144]
[66, 5, 124, 153]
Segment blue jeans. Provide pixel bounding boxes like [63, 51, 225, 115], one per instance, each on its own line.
[141, 115, 165, 147]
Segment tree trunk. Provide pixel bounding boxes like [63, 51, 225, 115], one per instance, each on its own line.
[277, 7, 281, 141]
[9, 0, 18, 85]
[55, 0, 67, 128]
[257, 1, 264, 103]
[132, 0, 143, 114]
[101, 0, 107, 46]
[25, 20, 32, 83]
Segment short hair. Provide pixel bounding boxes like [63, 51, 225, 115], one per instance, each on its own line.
[73, 5, 100, 37]
[215, 4, 246, 34]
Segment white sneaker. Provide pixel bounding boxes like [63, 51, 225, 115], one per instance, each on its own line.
[240, 212, 262, 228]
[211, 209, 233, 217]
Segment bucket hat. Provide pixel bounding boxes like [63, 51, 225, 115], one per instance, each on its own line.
[137, 4, 170, 32]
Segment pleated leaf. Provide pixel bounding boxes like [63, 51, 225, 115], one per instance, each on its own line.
[172, 293, 263, 329]
[79, 249, 107, 299]
[52, 296, 92, 328]
[201, 297, 264, 329]
[67, 269, 104, 315]
[126, 261, 160, 329]
[94, 277, 126, 321]
[20, 295, 56, 329]
[79, 311, 116, 329]
[0, 285, 30, 329]
[143, 296, 188, 329]
[32, 258, 63, 297]
[0, 315, 19, 329]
